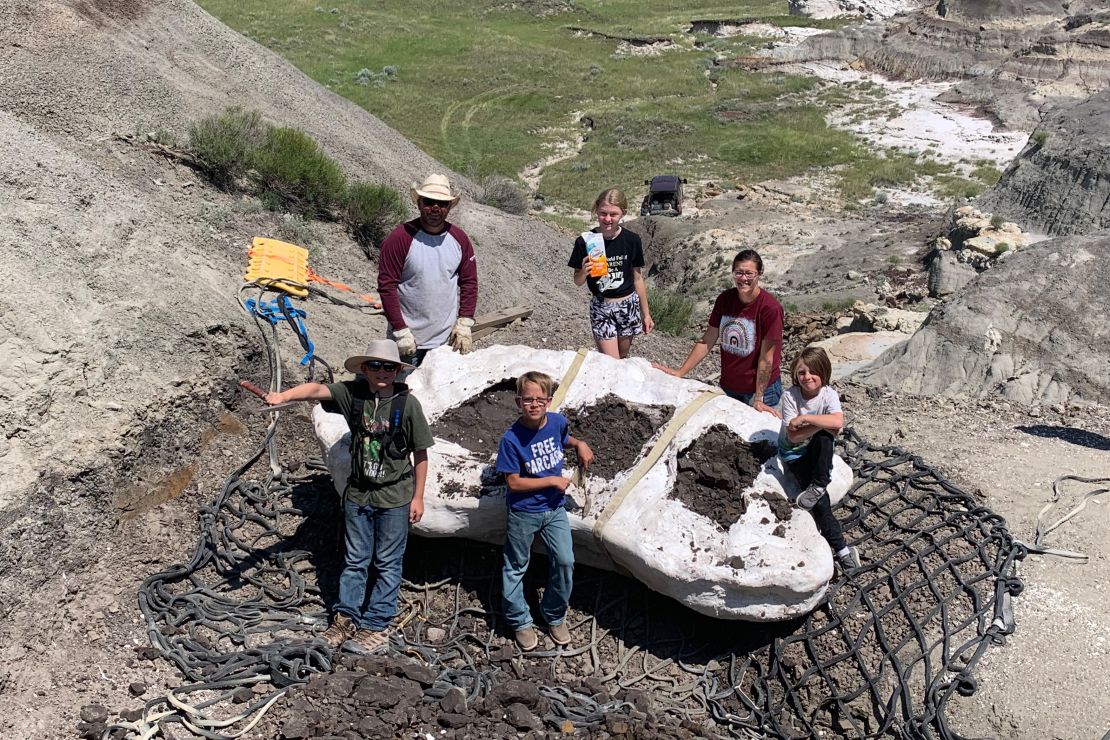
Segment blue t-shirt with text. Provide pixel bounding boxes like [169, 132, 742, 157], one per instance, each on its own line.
[496, 412, 569, 512]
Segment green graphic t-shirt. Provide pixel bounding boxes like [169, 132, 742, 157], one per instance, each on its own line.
[323, 380, 434, 508]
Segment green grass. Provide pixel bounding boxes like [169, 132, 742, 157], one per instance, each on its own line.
[934, 175, 986, 200]
[837, 151, 949, 201]
[195, 0, 880, 209]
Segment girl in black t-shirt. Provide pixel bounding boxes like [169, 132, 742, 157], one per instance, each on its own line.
[568, 188, 654, 358]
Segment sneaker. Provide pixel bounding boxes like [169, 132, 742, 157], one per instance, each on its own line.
[837, 547, 861, 571]
[347, 627, 391, 655]
[796, 484, 826, 511]
[514, 627, 538, 651]
[322, 614, 356, 647]
[548, 622, 571, 646]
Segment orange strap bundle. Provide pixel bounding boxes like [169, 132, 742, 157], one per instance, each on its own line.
[306, 268, 382, 309]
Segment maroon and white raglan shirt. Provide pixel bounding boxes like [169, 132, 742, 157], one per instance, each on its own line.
[377, 219, 478, 350]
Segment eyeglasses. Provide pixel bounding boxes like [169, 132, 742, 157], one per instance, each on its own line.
[363, 361, 399, 372]
[517, 396, 551, 407]
[419, 198, 451, 209]
[732, 271, 759, 279]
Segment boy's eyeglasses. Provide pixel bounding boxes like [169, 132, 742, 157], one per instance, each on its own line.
[363, 361, 399, 372]
[517, 396, 551, 406]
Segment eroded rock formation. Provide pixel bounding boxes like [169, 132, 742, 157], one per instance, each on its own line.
[853, 232, 1110, 405]
[774, 0, 1110, 128]
[979, 90, 1110, 235]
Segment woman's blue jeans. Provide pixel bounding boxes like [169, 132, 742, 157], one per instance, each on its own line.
[502, 507, 575, 631]
[724, 377, 783, 409]
[336, 499, 410, 631]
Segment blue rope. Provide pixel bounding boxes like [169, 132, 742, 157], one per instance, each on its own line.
[245, 296, 316, 366]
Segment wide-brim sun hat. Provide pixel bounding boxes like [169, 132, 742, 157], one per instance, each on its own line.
[411, 173, 460, 205]
[343, 338, 414, 374]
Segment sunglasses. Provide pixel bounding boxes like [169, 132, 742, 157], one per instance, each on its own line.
[362, 360, 399, 372]
[420, 197, 452, 209]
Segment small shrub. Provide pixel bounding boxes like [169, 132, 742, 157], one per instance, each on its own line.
[1032, 130, 1050, 146]
[647, 286, 694, 336]
[990, 214, 1005, 229]
[478, 175, 528, 215]
[188, 107, 269, 191]
[343, 182, 406, 256]
[996, 242, 1011, 254]
[973, 164, 1002, 185]
[355, 65, 400, 87]
[144, 129, 178, 147]
[252, 127, 347, 219]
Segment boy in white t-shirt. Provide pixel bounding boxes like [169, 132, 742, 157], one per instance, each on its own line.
[778, 347, 860, 571]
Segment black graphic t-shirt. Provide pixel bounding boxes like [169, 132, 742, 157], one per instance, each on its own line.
[568, 228, 645, 300]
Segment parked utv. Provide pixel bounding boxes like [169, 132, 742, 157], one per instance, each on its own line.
[640, 175, 687, 217]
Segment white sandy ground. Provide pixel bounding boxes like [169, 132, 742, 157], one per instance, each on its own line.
[789, 62, 1030, 206]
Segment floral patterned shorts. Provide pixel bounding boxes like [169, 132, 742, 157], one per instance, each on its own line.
[589, 293, 643, 340]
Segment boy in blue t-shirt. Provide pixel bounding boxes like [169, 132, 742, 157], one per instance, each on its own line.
[496, 371, 594, 651]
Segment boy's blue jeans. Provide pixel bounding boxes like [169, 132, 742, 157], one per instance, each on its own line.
[336, 499, 410, 631]
[502, 506, 574, 631]
[725, 377, 783, 409]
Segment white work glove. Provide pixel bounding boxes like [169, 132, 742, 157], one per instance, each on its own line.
[448, 317, 475, 355]
[393, 327, 417, 357]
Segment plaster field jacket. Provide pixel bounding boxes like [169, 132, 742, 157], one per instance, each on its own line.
[377, 219, 478, 349]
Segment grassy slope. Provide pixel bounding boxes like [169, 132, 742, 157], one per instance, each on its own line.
[195, 0, 992, 210]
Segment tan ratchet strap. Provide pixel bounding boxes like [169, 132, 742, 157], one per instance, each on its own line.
[549, 347, 589, 411]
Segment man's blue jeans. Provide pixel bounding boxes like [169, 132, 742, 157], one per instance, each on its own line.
[725, 377, 783, 409]
[336, 499, 410, 631]
[502, 507, 575, 631]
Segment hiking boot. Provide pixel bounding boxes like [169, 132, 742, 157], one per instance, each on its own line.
[322, 614, 356, 647]
[796, 484, 826, 511]
[514, 627, 538, 651]
[347, 627, 391, 655]
[837, 547, 861, 571]
[548, 622, 571, 647]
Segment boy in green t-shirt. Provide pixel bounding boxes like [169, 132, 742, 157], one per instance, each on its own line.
[263, 339, 433, 654]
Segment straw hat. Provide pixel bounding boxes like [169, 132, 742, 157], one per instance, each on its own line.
[411, 173, 460, 205]
[343, 338, 414, 374]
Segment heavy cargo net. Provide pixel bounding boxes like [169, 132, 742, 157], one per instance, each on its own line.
[113, 424, 1024, 739]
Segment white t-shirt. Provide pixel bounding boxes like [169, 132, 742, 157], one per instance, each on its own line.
[777, 385, 842, 462]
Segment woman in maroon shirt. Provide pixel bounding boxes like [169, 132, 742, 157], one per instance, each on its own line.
[653, 249, 784, 416]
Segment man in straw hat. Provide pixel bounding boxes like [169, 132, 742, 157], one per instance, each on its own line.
[263, 339, 433, 654]
[377, 173, 478, 368]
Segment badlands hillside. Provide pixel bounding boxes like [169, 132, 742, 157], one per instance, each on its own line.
[1, 0, 1109, 738]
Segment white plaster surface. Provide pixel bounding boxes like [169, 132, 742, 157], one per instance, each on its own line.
[312, 345, 854, 621]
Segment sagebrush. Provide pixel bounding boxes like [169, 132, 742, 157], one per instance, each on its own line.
[344, 182, 407, 256]
[478, 175, 529, 215]
[188, 107, 268, 191]
[647, 286, 694, 336]
[252, 127, 347, 218]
